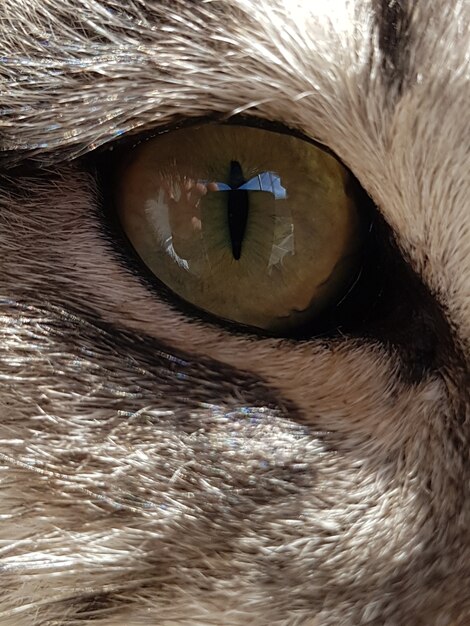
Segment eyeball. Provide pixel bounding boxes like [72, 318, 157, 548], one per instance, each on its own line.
[115, 124, 364, 333]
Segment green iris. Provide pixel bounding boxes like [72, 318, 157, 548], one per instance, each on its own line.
[116, 124, 363, 332]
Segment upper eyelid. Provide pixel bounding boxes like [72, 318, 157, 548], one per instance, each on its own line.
[0, 114, 217, 170]
[86, 116, 339, 175]
[0, 2, 373, 168]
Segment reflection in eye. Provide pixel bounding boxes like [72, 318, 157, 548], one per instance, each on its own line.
[116, 124, 364, 333]
[198, 167, 289, 261]
[210, 170, 287, 196]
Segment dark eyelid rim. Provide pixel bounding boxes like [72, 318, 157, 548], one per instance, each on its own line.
[81, 114, 340, 169]
[90, 120, 391, 342]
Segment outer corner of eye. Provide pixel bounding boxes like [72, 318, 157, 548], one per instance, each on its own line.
[112, 123, 367, 335]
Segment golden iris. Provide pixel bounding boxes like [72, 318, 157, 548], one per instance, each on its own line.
[116, 124, 363, 332]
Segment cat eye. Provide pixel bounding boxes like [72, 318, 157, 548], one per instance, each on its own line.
[113, 123, 367, 334]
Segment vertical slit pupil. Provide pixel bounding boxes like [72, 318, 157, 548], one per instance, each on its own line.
[227, 160, 249, 260]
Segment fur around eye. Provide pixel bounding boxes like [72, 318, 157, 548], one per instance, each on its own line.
[2, 1, 468, 625]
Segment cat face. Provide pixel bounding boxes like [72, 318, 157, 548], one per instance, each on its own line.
[0, 1, 469, 624]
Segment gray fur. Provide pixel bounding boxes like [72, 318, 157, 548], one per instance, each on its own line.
[0, 1, 469, 624]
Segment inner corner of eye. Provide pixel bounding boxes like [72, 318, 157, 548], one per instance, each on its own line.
[114, 123, 366, 334]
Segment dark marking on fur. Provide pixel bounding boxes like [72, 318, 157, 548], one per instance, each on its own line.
[375, 0, 413, 96]
[72, 592, 115, 620]
[0, 303, 286, 415]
